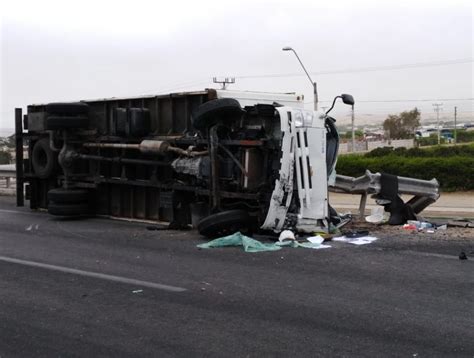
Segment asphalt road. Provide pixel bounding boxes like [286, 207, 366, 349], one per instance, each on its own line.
[0, 196, 473, 357]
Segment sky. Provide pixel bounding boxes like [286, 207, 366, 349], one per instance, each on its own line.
[0, 0, 473, 133]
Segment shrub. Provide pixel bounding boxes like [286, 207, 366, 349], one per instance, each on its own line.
[456, 130, 474, 143]
[365, 146, 394, 158]
[362, 143, 474, 158]
[0, 151, 12, 164]
[336, 154, 474, 191]
[416, 134, 447, 147]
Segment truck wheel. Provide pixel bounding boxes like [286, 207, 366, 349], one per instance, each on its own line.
[45, 102, 89, 115]
[192, 98, 244, 130]
[48, 202, 89, 216]
[46, 115, 89, 130]
[197, 209, 251, 238]
[48, 188, 89, 204]
[32, 138, 56, 179]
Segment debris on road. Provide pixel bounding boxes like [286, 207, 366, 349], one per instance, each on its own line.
[458, 252, 468, 260]
[277, 239, 331, 250]
[365, 206, 388, 224]
[197, 232, 332, 252]
[333, 235, 378, 245]
[278, 230, 296, 242]
[132, 289, 143, 294]
[197, 232, 282, 253]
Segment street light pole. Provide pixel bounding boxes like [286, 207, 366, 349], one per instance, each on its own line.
[433, 103, 443, 145]
[351, 104, 355, 152]
[282, 47, 318, 111]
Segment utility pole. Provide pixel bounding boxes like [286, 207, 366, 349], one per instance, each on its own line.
[432, 103, 443, 145]
[212, 77, 235, 90]
[351, 105, 355, 152]
[454, 106, 457, 145]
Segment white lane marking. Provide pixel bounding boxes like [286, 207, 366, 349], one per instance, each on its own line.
[0, 255, 187, 292]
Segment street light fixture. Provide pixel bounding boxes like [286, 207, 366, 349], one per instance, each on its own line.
[282, 46, 318, 111]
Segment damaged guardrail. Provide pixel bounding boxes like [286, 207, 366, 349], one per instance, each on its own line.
[330, 170, 440, 220]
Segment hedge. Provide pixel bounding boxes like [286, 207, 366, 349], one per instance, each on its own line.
[456, 130, 474, 143]
[336, 147, 474, 191]
[0, 151, 12, 165]
[365, 143, 474, 158]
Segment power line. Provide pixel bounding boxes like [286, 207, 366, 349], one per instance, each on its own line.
[236, 58, 474, 79]
[304, 97, 473, 104]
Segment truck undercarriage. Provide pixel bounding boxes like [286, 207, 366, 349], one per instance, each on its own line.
[15, 88, 439, 237]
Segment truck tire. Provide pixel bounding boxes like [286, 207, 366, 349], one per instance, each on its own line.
[48, 188, 89, 204]
[48, 202, 89, 216]
[192, 98, 244, 130]
[197, 209, 251, 238]
[32, 138, 56, 179]
[45, 102, 89, 115]
[46, 115, 89, 130]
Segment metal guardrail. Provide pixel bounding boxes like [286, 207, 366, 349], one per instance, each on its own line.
[330, 170, 440, 218]
[0, 164, 16, 189]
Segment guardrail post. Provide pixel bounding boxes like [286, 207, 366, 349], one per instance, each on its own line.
[358, 193, 367, 220]
[15, 108, 24, 206]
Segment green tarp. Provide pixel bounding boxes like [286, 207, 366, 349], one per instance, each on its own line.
[197, 232, 330, 253]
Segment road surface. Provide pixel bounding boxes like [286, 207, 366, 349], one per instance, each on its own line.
[0, 197, 473, 357]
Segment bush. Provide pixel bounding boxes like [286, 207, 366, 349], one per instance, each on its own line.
[363, 143, 474, 158]
[416, 134, 447, 147]
[0, 151, 12, 164]
[456, 130, 474, 143]
[336, 146, 474, 191]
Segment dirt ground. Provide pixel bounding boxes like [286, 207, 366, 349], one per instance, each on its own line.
[345, 218, 473, 242]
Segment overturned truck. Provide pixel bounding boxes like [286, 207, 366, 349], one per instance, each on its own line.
[15, 89, 439, 237]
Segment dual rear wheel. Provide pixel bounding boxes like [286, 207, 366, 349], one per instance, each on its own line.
[47, 188, 90, 216]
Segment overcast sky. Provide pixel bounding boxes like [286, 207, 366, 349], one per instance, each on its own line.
[1, 0, 472, 132]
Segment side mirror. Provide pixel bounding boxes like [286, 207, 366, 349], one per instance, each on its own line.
[341, 94, 355, 106]
[325, 93, 355, 115]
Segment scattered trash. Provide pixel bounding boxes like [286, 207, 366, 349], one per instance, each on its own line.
[277, 239, 331, 250]
[403, 223, 417, 230]
[197, 232, 282, 253]
[278, 230, 296, 242]
[307, 235, 325, 245]
[197, 232, 331, 252]
[132, 289, 143, 293]
[333, 235, 378, 245]
[403, 220, 442, 232]
[459, 252, 468, 260]
[365, 207, 387, 224]
[25, 224, 33, 231]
